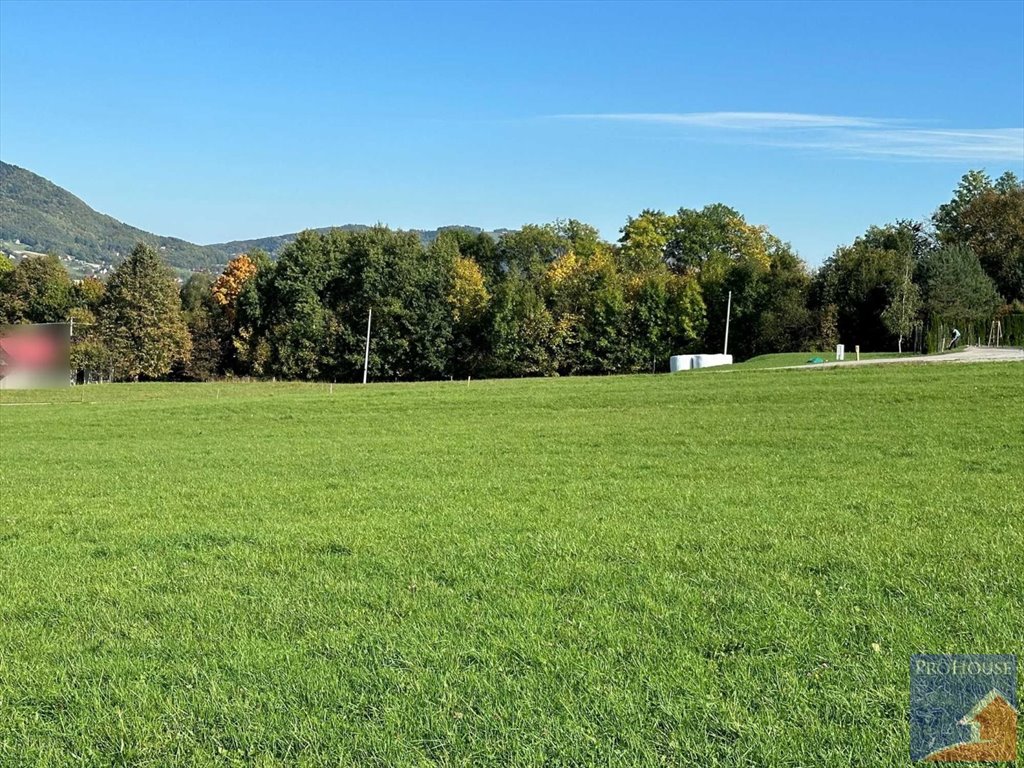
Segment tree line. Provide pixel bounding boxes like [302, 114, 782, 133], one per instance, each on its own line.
[1, 170, 1021, 382]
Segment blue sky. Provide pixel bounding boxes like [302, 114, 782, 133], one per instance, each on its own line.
[1, 0, 1021, 264]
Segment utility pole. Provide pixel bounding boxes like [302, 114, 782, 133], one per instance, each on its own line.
[723, 290, 732, 355]
[362, 308, 372, 384]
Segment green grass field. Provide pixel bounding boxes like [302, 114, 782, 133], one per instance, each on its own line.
[1, 364, 1022, 766]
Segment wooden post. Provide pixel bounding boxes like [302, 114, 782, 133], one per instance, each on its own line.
[855, 345, 860, 361]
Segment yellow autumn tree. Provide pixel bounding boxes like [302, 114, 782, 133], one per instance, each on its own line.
[728, 218, 772, 272]
[212, 254, 258, 317]
[545, 249, 582, 288]
[449, 256, 489, 324]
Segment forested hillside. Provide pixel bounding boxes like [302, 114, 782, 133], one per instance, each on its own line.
[0, 162, 222, 272]
[0, 161, 507, 273]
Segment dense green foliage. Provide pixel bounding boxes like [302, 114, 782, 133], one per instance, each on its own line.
[811, 171, 1024, 352]
[209, 225, 511, 263]
[620, 205, 814, 360]
[934, 170, 1024, 301]
[917, 245, 1002, 325]
[3, 169, 1023, 380]
[225, 222, 709, 381]
[1, 365, 1021, 764]
[98, 244, 192, 380]
[179, 272, 228, 382]
[0, 252, 74, 323]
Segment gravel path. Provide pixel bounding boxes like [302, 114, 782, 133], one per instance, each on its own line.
[783, 346, 1024, 370]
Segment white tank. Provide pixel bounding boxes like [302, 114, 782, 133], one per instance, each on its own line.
[691, 354, 733, 369]
[669, 355, 695, 372]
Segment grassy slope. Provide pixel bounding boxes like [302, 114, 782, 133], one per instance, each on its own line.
[1, 365, 1022, 766]
[734, 351, 914, 369]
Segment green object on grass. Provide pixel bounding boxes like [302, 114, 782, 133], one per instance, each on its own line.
[808, 356, 825, 364]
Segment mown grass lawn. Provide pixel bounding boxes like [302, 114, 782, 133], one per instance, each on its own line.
[1, 363, 1021, 766]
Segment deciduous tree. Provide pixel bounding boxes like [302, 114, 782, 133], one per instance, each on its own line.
[881, 263, 921, 353]
[934, 171, 1024, 302]
[99, 243, 191, 380]
[814, 230, 914, 350]
[180, 272, 224, 380]
[212, 253, 259, 318]
[0, 253, 74, 323]
[449, 255, 490, 324]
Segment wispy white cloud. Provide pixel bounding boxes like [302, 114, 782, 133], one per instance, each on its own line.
[552, 112, 1024, 161]
[557, 111, 893, 129]
[787, 128, 1024, 161]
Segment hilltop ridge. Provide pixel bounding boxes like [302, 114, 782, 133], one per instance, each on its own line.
[0, 161, 506, 275]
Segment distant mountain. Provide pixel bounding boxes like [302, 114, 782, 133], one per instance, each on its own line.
[208, 227, 371, 258]
[1, 161, 508, 276]
[0, 161, 222, 274]
[208, 224, 512, 259]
